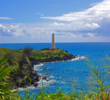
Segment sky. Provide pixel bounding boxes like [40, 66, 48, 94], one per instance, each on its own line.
[0, 0, 110, 43]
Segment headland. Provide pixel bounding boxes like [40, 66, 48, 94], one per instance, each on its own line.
[0, 47, 77, 89]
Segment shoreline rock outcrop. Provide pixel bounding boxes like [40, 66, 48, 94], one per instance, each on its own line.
[30, 54, 76, 67]
[12, 51, 77, 89]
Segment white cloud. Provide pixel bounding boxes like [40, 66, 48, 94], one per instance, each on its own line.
[40, 0, 110, 31]
[7, 30, 10, 33]
[87, 33, 94, 37]
[0, 17, 13, 20]
[41, 0, 110, 22]
[0, 24, 3, 27]
[53, 22, 64, 26]
[85, 23, 99, 29]
[0, 0, 110, 43]
[36, 12, 44, 16]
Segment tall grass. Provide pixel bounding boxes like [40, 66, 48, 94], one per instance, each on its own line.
[0, 58, 110, 100]
[19, 59, 110, 100]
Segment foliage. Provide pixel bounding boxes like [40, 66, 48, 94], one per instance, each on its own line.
[5, 55, 32, 88]
[23, 46, 33, 58]
[0, 58, 17, 100]
[21, 54, 31, 66]
[0, 47, 33, 89]
[0, 58, 11, 80]
[4, 52, 18, 65]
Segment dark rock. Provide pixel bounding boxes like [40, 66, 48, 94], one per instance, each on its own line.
[34, 82, 38, 87]
[42, 76, 47, 80]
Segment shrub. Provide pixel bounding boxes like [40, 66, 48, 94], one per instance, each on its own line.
[23, 46, 33, 58]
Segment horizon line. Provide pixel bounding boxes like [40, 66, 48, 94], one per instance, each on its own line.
[0, 42, 110, 44]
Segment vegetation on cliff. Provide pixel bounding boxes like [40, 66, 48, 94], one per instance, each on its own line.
[31, 48, 70, 60]
[0, 47, 72, 62]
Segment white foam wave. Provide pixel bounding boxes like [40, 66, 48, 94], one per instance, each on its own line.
[18, 78, 56, 90]
[34, 63, 44, 71]
[49, 76, 54, 78]
[71, 56, 85, 61]
[60, 81, 66, 84]
[25, 86, 36, 90]
[38, 79, 56, 88]
[34, 63, 44, 67]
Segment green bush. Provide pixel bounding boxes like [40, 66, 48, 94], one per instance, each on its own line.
[23, 46, 33, 58]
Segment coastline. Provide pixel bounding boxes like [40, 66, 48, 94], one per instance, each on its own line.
[15, 54, 77, 90]
[0, 47, 78, 90]
[30, 54, 76, 86]
[30, 54, 76, 67]
[16, 55, 86, 91]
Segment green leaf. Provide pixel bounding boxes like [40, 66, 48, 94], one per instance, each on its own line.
[0, 58, 8, 68]
[0, 65, 12, 81]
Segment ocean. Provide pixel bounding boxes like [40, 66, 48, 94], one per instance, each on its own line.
[0, 42, 110, 95]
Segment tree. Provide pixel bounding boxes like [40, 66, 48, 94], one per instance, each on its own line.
[23, 46, 33, 58]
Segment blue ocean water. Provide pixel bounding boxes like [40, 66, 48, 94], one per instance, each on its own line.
[0, 43, 110, 95]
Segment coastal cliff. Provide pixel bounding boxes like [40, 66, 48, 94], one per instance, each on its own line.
[0, 47, 76, 89]
[30, 48, 76, 66]
[30, 54, 75, 66]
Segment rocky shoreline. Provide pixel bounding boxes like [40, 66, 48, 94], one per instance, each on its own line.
[30, 54, 76, 66]
[28, 54, 76, 88]
[12, 53, 77, 89]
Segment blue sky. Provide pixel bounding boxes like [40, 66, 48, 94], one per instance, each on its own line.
[0, 0, 110, 43]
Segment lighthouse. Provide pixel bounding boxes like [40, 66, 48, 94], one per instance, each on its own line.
[52, 33, 56, 49]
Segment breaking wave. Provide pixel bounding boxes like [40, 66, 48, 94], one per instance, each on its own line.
[34, 63, 44, 71]
[37, 78, 56, 88]
[71, 56, 85, 61]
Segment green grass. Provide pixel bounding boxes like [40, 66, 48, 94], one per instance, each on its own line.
[31, 48, 70, 60]
[0, 48, 23, 68]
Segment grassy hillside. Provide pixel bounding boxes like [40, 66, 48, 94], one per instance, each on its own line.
[0, 48, 70, 61]
[0, 47, 72, 67]
[0, 48, 23, 66]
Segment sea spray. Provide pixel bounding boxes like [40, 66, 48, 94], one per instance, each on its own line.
[71, 56, 86, 61]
